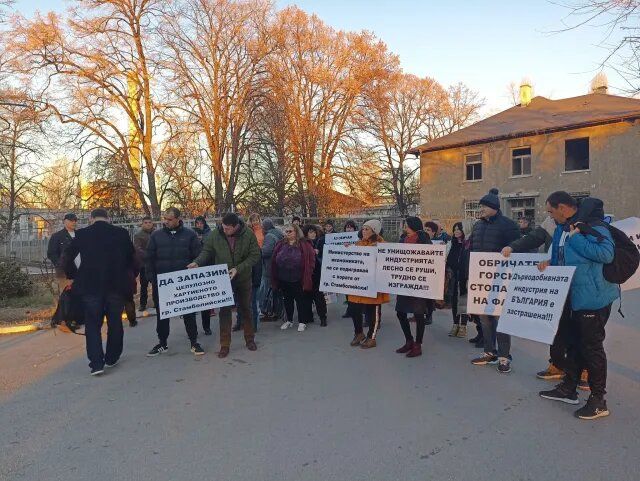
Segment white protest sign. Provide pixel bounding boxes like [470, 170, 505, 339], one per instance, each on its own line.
[324, 231, 360, 245]
[375, 243, 446, 299]
[466, 252, 548, 316]
[157, 264, 235, 320]
[498, 266, 575, 344]
[319, 244, 377, 298]
[611, 217, 640, 291]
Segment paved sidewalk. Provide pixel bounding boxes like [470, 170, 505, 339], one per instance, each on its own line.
[1, 293, 639, 481]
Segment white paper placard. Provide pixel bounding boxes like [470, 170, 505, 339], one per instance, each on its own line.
[319, 244, 377, 298]
[324, 231, 360, 245]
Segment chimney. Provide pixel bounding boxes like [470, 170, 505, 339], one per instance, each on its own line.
[590, 72, 608, 94]
[519, 78, 532, 107]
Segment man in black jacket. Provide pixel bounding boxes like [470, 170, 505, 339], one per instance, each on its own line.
[63, 209, 135, 376]
[145, 207, 204, 357]
[469, 188, 520, 374]
[47, 212, 78, 292]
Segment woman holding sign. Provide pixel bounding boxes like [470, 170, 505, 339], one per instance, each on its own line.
[348, 220, 390, 349]
[394, 217, 434, 358]
[271, 224, 316, 332]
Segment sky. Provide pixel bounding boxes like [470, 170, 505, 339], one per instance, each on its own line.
[11, 0, 626, 114]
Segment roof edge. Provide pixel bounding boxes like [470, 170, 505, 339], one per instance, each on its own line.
[409, 113, 640, 156]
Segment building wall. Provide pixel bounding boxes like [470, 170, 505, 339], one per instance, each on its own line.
[419, 120, 640, 224]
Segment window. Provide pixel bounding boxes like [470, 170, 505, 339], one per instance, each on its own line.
[512, 147, 531, 176]
[508, 197, 536, 222]
[565, 138, 589, 171]
[465, 153, 482, 181]
[464, 200, 481, 219]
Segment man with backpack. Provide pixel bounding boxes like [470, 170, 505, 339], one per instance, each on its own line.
[538, 192, 621, 420]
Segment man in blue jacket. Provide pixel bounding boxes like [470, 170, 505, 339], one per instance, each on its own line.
[539, 191, 618, 420]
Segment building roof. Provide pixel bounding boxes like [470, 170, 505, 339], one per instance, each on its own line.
[409, 93, 640, 154]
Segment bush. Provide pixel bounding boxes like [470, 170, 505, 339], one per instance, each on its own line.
[0, 260, 34, 299]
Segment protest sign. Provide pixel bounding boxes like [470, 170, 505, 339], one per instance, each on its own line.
[324, 231, 360, 245]
[611, 217, 640, 291]
[319, 244, 377, 298]
[375, 243, 446, 299]
[498, 266, 575, 344]
[466, 252, 548, 316]
[157, 264, 235, 320]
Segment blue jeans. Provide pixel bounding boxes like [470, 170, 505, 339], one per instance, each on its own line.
[82, 293, 125, 370]
[479, 315, 511, 359]
[237, 285, 259, 331]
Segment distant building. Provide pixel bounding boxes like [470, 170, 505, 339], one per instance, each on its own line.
[411, 88, 640, 224]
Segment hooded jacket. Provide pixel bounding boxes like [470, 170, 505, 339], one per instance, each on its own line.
[193, 219, 260, 287]
[550, 197, 618, 311]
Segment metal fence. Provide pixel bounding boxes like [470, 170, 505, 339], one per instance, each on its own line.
[0, 216, 412, 266]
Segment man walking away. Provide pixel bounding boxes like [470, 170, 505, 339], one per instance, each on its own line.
[539, 192, 618, 420]
[190, 213, 260, 358]
[146, 207, 204, 357]
[469, 188, 520, 373]
[133, 216, 155, 314]
[48, 213, 79, 292]
[63, 209, 135, 376]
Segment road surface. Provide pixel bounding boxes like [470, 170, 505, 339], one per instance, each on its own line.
[1, 293, 639, 481]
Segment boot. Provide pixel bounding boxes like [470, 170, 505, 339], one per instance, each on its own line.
[360, 338, 377, 349]
[350, 332, 366, 347]
[456, 325, 467, 338]
[448, 325, 459, 337]
[395, 340, 414, 354]
[406, 343, 422, 358]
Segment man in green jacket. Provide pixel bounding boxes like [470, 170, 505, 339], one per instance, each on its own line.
[189, 213, 260, 358]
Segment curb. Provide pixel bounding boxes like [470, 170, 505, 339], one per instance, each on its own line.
[0, 323, 41, 335]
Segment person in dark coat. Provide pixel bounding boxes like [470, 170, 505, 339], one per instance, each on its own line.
[145, 207, 204, 357]
[394, 217, 434, 358]
[259, 218, 284, 321]
[469, 188, 520, 374]
[48, 212, 78, 292]
[303, 224, 328, 326]
[63, 209, 135, 376]
[133, 216, 155, 313]
[446, 222, 470, 338]
[193, 215, 214, 335]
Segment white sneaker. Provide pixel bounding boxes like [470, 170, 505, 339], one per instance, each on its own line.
[297, 323, 306, 332]
[280, 321, 293, 330]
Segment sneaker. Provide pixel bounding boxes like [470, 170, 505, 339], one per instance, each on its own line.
[536, 364, 564, 380]
[280, 321, 293, 330]
[539, 385, 580, 404]
[350, 333, 366, 346]
[203, 328, 212, 336]
[190, 343, 205, 356]
[297, 323, 307, 332]
[147, 344, 168, 357]
[129, 320, 138, 327]
[575, 396, 610, 420]
[578, 370, 590, 391]
[105, 359, 119, 368]
[471, 352, 498, 366]
[456, 325, 467, 338]
[448, 325, 459, 337]
[497, 357, 512, 373]
[90, 367, 104, 376]
[360, 338, 377, 349]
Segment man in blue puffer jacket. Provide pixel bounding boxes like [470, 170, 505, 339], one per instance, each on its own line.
[539, 191, 618, 420]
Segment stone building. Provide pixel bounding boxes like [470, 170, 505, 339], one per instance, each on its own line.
[410, 90, 640, 225]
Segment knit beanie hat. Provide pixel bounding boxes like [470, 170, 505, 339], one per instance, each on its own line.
[405, 216, 423, 233]
[363, 219, 382, 235]
[479, 188, 500, 210]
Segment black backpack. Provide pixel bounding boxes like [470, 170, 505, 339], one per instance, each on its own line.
[580, 222, 640, 285]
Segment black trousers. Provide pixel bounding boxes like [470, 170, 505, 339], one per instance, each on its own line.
[139, 268, 149, 308]
[152, 281, 198, 345]
[81, 293, 125, 370]
[280, 280, 311, 324]
[310, 289, 327, 321]
[350, 303, 381, 339]
[548, 304, 572, 370]
[563, 304, 612, 398]
[201, 309, 212, 331]
[397, 311, 426, 343]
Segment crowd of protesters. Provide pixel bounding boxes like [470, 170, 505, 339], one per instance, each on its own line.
[50, 186, 629, 421]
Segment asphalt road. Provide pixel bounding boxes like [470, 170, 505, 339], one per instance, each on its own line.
[1, 292, 640, 481]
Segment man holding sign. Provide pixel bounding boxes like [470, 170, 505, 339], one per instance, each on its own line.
[146, 207, 204, 357]
[538, 192, 619, 420]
